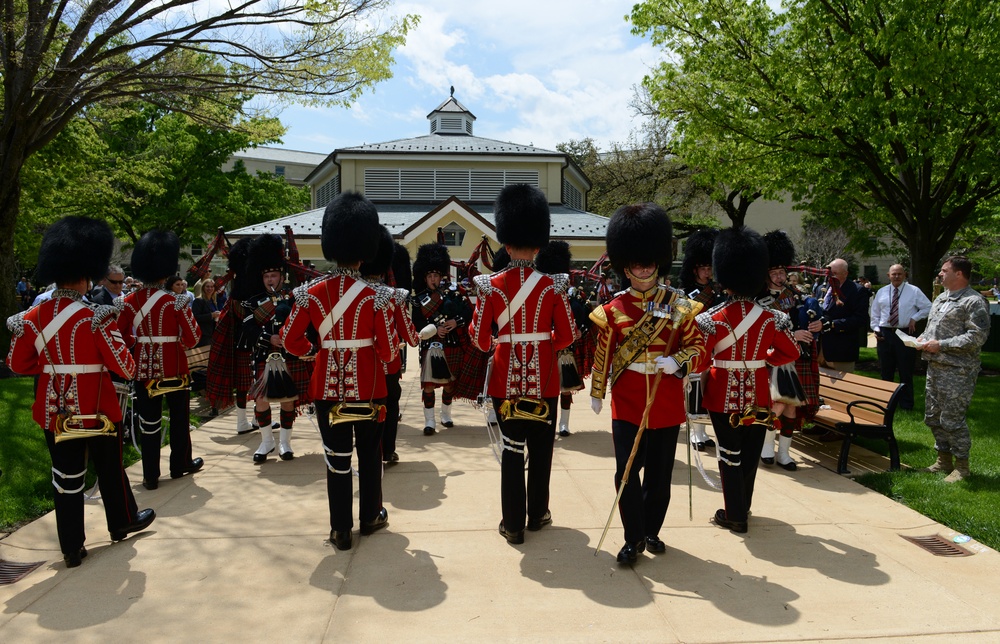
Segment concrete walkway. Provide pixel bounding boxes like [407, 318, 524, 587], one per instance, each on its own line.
[2, 366, 999, 642]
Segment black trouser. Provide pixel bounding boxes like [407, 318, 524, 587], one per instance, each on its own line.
[611, 420, 679, 545]
[877, 330, 917, 409]
[382, 372, 402, 458]
[45, 430, 140, 555]
[492, 397, 557, 533]
[711, 411, 767, 523]
[315, 399, 386, 532]
[134, 384, 192, 482]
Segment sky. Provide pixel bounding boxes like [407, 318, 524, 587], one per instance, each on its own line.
[273, 1, 663, 155]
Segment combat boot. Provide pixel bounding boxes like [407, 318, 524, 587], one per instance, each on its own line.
[921, 451, 954, 474]
[943, 458, 969, 482]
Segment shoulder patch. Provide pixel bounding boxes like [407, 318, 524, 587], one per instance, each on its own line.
[293, 284, 311, 308]
[473, 273, 493, 297]
[172, 292, 189, 310]
[6, 311, 26, 337]
[772, 309, 793, 331]
[392, 287, 411, 306]
[695, 311, 718, 336]
[91, 305, 117, 330]
[113, 297, 126, 313]
[549, 273, 570, 295]
[373, 283, 393, 311]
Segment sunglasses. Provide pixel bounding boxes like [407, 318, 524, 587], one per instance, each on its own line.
[107, 279, 125, 285]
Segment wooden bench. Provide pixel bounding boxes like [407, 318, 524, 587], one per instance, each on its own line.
[185, 344, 211, 393]
[811, 367, 903, 474]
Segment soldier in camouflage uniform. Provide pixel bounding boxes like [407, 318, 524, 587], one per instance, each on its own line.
[917, 256, 990, 482]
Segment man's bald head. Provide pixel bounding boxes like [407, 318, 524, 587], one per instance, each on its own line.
[828, 258, 848, 281]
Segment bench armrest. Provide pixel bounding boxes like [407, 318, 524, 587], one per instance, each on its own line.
[844, 399, 889, 425]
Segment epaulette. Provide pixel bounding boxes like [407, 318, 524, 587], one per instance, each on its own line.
[614, 287, 629, 298]
[392, 287, 411, 306]
[172, 292, 189, 310]
[292, 284, 311, 308]
[113, 297, 126, 313]
[589, 304, 609, 329]
[472, 273, 493, 297]
[772, 309, 793, 331]
[695, 311, 717, 336]
[91, 304, 118, 330]
[6, 311, 26, 337]
[549, 272, 570, 295]
[373, 283, 393, 311]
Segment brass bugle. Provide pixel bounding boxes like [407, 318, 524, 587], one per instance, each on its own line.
[54, 414, 118, 443]
[498, 397, 550, 423]
[145, 374, 190, 398]
[328, 402, 384, 425]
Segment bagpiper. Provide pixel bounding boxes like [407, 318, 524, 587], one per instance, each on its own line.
[411, 243, 472, 435]
[589, 203, 707, 565]
[242, 233, 314, 463]
[119, 230, 203, 490]
[280, 191, 397, 551]
[6, 217, 155, 567]
[695, 227, 799, 534]
[469, 183, 575, 545]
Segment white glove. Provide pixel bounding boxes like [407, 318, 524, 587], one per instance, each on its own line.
[591, 398, 603, 415]
[418, 324, 438, 341]
[655, 355, 680, 375]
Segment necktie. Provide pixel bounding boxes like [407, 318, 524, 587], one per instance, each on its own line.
[888, 286, 899, 327]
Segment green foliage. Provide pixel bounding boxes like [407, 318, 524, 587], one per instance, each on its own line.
[630, 0, 1000, 297]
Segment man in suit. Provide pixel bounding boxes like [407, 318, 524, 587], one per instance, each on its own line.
[870, 264, 932, 410]
[811, 258, 868, 373]
[88, 265, 126, 305]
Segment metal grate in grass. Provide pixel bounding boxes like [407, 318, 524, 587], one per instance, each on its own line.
[0, 559, 45, 585]
[900, 534, 973, 557]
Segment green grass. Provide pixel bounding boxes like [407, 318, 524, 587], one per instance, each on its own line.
[851, 347, 1000, 551]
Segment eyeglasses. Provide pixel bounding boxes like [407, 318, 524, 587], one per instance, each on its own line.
[107, 279, 125, 285]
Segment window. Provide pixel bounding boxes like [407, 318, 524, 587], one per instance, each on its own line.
[441, 222, 466, 247]
[191, 246, 203, 258]
[275, 165, 286, 177]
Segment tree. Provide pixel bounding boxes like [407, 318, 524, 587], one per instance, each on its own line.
[630, 0, 1000, 296]
[0, 0, 415, 317]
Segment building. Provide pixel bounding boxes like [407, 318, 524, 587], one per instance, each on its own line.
[222, 148, 328, 187]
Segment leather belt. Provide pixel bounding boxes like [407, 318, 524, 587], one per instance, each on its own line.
[497, 332, 550, 343]
[714, 359, 767, 369]
[322, 338, 374, 349]
[136, 336, 180, 343]
[43, 364, 104, 374]
[626, 361, 658, 374]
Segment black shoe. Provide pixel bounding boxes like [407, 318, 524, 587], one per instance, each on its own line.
[208, 407, 218, 418]
[441, 420, 454, 428]
[761, 456, 774, 465]
[64, 547, 88, 568]
[383, 452, 400, 464]
[141, 479, 158, 491]
[279, 449, 294, 461]
[237, 423, 259, 436]
[777, 459, 798, 471]
[111, 508, 156, 541]
[170, 457, 204, 479]
[616, 540, 646, 565]
[498, 522, 524, 545]
[253, 448, 274, 464]
[527, 510, 552, 531]
[360, 508, 389, 536]
[558, 428, 570, 437]
[694, 441, 707, 452]
[712, 509, 748, 534]
[423, 426, 435, 436]
[331, 530, 352, 551]
[703, 438, 716, 448]
[644, 536, 666, 553]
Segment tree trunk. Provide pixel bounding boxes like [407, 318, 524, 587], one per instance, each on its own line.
[0, 165, 24, 351]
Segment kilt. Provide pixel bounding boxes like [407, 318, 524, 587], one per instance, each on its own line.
[452, 344, 491, 402]
[572, 327, 597, 377]
[419, 342, 465, 387]
[206, 306, 255, 409]
[234, 348, 255, 392]
[252, 353, 314, 406]
[795, 349, 821, 420]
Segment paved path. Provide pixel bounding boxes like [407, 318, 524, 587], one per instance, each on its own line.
[2, 365, 999, 642]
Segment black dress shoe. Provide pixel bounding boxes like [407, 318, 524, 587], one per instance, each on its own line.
[171, 457, 204, 479]
[712, 509, 748, 534]
[253, 448, 274, 463]
[441, 420, 454, 428]
[498, 522, 524, 545]
[383, 452, 400, 464]
[141, 479, 158, 491]
[526, 510, 552, 531]
[237, 423, 259, 436]
[331, 530, 352, 551]
[360, 508, 389, 536]
[111, 508, 156, 541]
[616, 540, 646, 565]
[761, 456, 775, 465]
[423, 426, 435, 436]
[64, 547, 88, 568]
[644, 536, 666, 553]
[558, 428, 570, 437]
[777, 459, 798, 471]
[694, 441, 706, 452]
[279, 449, 294, 461]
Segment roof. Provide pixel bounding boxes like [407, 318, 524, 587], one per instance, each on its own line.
[339, 133, 558, 155]
[231, 146, 328, 165]
[227, 203, 608, 240]
[427, 95, 476, 119]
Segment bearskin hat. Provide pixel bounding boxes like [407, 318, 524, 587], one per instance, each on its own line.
[389, 243, 412, 291]
[412, 243, 451, 288]
[763, 229, 795, 270]
[360, 225, 395, 278]
[494, 184, 550, 249]
[36, 216, 115, 285]
[245, 234, 286, 289]
[535, 240, 571, 275]
[713, 226, 768, 297]
[605, 203, 673, 275]
[680, 228, 719, 292]
[491, 247, 511, 272]
[131, 230, 179, 282]
[321, 191, 381, 264]
[226, 237, 255, 301]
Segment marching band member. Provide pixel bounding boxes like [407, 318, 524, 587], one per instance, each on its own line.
[361, 227, 419, 464]
[6, 217, 155, 567]
[411, 243, 471, 435]
[470, 184, 575, 545]
[119, 230, 203, 490]
[696, 227, 799, 534]
[589, 203, 707, 565]
[206, 238, 261, 435]
[280, 192, 397, 551]
[757, 230, 821, 471]
[242, 234, 314, 463]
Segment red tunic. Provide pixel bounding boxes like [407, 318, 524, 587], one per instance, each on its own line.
[696, 299, 800, 413]
[469, 264, 575, 399]
[280, 271, 396, 401]
[589, 285, 707, 427]
[384, 286, 420, 376]
[119, 287, 201, 380]
[6, 291, 136, 431]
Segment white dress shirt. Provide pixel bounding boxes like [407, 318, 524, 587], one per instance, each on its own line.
[870, 281, 932, 331]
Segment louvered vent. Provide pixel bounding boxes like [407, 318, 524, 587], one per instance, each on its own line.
[316, 175, 341, 208]
[364, 168, 539, 201]
[563, 180, 583, 210]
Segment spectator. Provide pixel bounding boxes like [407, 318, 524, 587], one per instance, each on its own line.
[870, 264, 931, 410]
[16, 276, 29, 309]
[88, 265, 126, 306]
[809, 258, 868, 373]
[192, 279, 221, 348]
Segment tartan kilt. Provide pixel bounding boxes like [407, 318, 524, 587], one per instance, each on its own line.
[452, 344, 491, 402]
[206, 307, 254, 409]
[252, 354, 314, 406]
[795, 351, 821, 421]
[572, 328, 597, 378]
